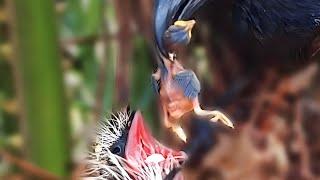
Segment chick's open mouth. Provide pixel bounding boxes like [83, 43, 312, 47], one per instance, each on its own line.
[85, 110, 187, 179]
[125, 111, 186, 178]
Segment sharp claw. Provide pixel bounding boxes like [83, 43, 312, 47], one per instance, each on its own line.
[194, 106, 234, 128]
[210, 116, 218, 122]
[210, 115, 232, 127]
[212, 111, 234, 129]
[172, 125, 187, 142]
[218, 118, 234, 129]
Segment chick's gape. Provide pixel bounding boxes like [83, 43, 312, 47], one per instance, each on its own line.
[153, 49, 234, 142]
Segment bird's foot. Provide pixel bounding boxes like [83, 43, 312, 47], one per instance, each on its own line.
[194, 106, 234, 128]
[210, 110, 234, 128]
[163, 111, 187, 142]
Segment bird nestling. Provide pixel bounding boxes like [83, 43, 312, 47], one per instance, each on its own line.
[152, 55, 234, 142]
[152, 0, 234, 141]
[83, 109, 230, 180]
[83, 109, 187, 179]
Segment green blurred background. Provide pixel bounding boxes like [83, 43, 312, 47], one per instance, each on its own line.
[1, 0, 320, 179]
[0, 0, 159, 178]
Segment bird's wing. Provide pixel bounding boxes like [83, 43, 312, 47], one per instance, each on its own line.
[174, 70, 201, 99]
[154, 0, 209, 56]
[232, 0, 320, 42]
[154, 0, 187, 56]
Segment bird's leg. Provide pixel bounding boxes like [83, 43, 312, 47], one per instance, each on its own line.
[162, 104, 171, 128]
[171, 124, 187, 143]
[193, 101, 234, 128]
[164, 114, 188, 143]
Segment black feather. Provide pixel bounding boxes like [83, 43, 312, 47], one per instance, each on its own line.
[154, 0, 187, 56]
[233, 0, 320, 42]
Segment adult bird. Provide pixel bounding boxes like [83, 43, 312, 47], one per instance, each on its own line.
[151, 0, 320, 141]
[152, 0, 236, 142]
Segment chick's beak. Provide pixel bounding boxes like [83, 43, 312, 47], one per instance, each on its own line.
[125, 111, 186, 166]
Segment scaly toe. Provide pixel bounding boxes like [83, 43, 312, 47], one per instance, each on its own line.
[212, 112, 234, 128]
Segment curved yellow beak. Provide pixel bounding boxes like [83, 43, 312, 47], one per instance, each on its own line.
[174, 20, 196, 38]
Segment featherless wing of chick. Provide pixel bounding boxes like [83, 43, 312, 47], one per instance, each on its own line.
[173, 70, 201, 99]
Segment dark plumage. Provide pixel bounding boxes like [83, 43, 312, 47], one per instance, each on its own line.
[152, 0, 319, 141]
[165, 25, 191, 46]
[164, 20, 195, 53]
[233, 0, 320, 43]
[155, 0, 320, 58]
[154, 0, 207, 57]
[231, 0, 320, 63]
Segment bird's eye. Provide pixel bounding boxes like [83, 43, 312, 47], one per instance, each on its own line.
[111, 145, 123, 155]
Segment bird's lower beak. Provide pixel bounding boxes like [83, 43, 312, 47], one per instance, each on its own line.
[125, 111, 186, 167]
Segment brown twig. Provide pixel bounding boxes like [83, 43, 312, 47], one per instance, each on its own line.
[0, 150, 59, 179]
[293, 100, 314, 179]
[93, 4, 111, 121]
[133, 0, 153, 41]
[246, 71, 276, 127]
[114, 0, 134, 105]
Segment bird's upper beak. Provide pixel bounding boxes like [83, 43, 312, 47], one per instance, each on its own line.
[125, 111, 186, 168]
[174, 20, 196, 38]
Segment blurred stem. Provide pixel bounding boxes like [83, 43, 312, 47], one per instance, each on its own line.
[130, 37, 159, 133]
[90, 1, 118, 120]
[8, 0, 70, 177]
[114, 0, 133, 106]
[93, 41, 110, 121]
